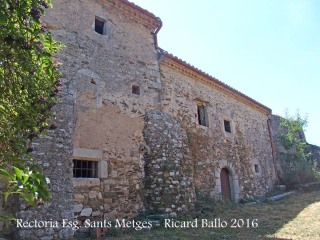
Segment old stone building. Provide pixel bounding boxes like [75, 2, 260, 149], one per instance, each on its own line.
[1, 0, 286, 239]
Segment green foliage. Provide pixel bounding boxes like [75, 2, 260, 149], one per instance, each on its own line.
[0, 214, 16, 231]
[0, 0, 63, 206]
[0, 166, 50, 206]
[279, 111, 317, 185]
[280, 110, 308, 155]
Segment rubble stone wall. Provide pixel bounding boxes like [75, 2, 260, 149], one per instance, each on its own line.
[15, 96, 75, 240]
[13, 0, 162, 238]
[42, 0, 162, 235]
[159, 64, 277, 200]
[143, 110, 195, 216]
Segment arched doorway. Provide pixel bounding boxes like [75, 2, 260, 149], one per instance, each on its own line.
[220, 168, 231, 200]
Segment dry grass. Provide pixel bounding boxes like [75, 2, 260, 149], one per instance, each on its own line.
[270, 200, 320, 239]
[99, 185, 320, 240]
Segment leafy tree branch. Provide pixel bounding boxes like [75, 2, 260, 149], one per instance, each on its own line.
[0, 0, 63, 206]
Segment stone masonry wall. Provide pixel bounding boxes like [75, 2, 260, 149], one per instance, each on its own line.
[41, 0, 162, 236]
[12, 0, 162, 237]
[160, 63, 277, 200]
[15, 94, 75, 240]
[269, 115, 291, 181]
[143, 110, 195, 216]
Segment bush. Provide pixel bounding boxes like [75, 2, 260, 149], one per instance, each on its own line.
[279, 111, 319, 186]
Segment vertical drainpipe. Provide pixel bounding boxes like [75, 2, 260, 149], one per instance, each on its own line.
[152, 17, 163, 51]
[267, 116, 280, 184]
[152, 18, 164, 108]
[152, 18, 167, 62]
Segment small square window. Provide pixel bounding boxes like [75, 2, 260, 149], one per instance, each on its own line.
[224, 120, 231, 133]
[132, 85, 140, 95]
[95, 18, 105, 35]
[73, 159, 98, 178]
[198, 105, 208, 127]
[254, 164, 259, 173]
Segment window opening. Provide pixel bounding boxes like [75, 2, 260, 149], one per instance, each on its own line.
[73, 159, 98, 178]
[198, 105, 208, 126]
[95, 18, 105, 35]
[254, 164, 260, 173]
[224, 120, 231, 133]
[132, 85, 140, 95]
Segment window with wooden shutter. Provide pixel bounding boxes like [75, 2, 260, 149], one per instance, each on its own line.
[197, 105, 208, 126]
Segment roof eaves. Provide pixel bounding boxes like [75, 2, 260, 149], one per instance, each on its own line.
[102, 0, 161, 29]
[159, 49, 272, 115]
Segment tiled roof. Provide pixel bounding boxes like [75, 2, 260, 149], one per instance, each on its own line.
[121, 0, 158, 21]
[103, 0, 161, 29]
[160, 48, 272, 115]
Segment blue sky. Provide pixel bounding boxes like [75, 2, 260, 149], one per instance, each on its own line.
[130, 0, 320, 146]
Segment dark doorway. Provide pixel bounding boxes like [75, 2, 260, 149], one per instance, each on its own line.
[220, 168, 232, 200]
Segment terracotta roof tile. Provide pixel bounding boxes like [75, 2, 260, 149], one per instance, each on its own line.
[122, 0, 159, 20]
[159, 48, 272, 114]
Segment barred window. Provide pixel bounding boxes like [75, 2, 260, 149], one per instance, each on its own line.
[73, 159, 98, 178]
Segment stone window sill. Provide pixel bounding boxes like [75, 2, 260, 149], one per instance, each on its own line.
[73, 178, 100, 187]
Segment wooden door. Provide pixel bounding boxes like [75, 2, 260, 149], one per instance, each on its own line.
[220, 168, 231, 200]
